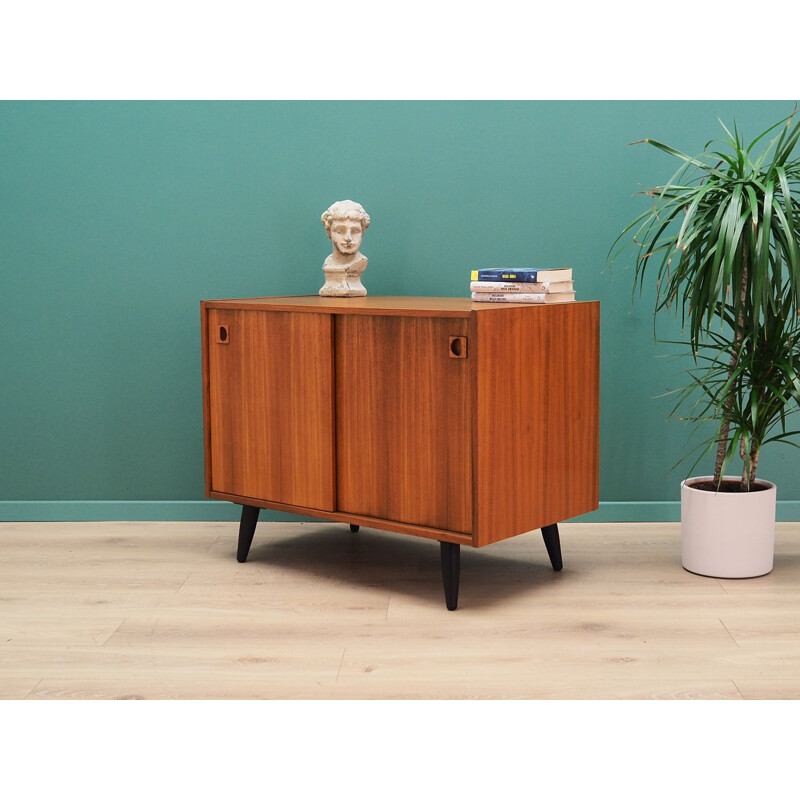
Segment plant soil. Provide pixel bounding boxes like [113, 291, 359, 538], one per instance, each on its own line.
[687, 479, 771, 493]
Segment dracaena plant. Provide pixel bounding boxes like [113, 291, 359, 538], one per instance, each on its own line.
[610, 110, 800, 491]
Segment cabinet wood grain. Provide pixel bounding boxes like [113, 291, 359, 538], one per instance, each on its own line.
[475, 301, 600, 545]
[205, 308, 335, 511]
[335, 314, 473, 534]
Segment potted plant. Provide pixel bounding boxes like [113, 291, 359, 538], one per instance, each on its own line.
[610, 110, 800, 578]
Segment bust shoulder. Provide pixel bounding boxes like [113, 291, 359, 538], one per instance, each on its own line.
[323, 253, 367, 274]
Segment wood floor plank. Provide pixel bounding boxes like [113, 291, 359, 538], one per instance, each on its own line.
[0, 614, 126, 647]
[13, 641, 346, 700]
[2, 520, 799, 699]
[0, 674, 46, 700]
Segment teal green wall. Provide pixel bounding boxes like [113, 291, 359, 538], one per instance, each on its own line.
[3, 100, 799, 521]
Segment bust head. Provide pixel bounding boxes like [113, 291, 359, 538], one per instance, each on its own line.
[321, 200, 371, 259]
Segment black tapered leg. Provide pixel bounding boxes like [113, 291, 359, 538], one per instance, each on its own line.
[237, 505, 260, 563]
[440, 541, 461, 611]
[541, 523, 563, 571]
[349, 524, 360, 532]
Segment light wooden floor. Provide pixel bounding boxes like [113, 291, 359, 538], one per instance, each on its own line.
[2, 520, 799, 699]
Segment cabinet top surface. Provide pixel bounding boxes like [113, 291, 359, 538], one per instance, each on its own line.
[202, 295, 597, 317]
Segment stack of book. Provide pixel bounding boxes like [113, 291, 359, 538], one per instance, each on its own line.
[469, 268, 575, 304]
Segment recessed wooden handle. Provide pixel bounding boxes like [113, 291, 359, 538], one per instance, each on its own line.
[449, 336, 467, 358]
[216, 325, 230, 344]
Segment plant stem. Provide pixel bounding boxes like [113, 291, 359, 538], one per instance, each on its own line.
[740, 436, 751, 491]
[713, 405, 732, 487]
[749, 444, 760, 485]
[715, 254, 749, 489]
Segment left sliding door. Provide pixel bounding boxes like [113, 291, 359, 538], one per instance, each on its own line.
[205, 308, 336, 511]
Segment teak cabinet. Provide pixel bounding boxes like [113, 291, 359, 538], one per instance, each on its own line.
[201, 296, 600, 609]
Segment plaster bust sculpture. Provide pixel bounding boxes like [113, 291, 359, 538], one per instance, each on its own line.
[319, 199, 371, 297]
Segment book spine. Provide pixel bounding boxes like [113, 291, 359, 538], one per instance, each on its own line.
[471, 292, 576, 303]
[470, 281, 572, 293]
[471, 269, 549, 281]
[472, 292, 547, 303]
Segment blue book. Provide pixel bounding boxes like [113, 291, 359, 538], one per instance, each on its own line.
[471, 268, 572, 282]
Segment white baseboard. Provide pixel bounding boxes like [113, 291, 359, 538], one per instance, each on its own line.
[3, 500, 800, 522]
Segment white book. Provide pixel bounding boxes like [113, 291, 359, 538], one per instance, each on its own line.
[471, 292, 576, 304]
[470, 280, 574, 293]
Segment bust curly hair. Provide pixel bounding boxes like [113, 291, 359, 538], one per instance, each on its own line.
[321, 199, 371, 237]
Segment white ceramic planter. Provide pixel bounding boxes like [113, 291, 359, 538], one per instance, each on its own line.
[681, 476, 776, 578]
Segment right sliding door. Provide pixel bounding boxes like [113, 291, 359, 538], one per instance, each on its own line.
[335, 314, 474, 534]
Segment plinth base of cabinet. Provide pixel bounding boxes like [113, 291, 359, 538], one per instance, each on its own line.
[234, 504, 564, 610]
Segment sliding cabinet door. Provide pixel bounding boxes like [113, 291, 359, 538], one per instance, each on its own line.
[335, 314, 473, 533]
[206, 309, 335, 511]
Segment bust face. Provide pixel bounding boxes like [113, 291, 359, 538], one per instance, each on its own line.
[330, 218, 364, 256]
